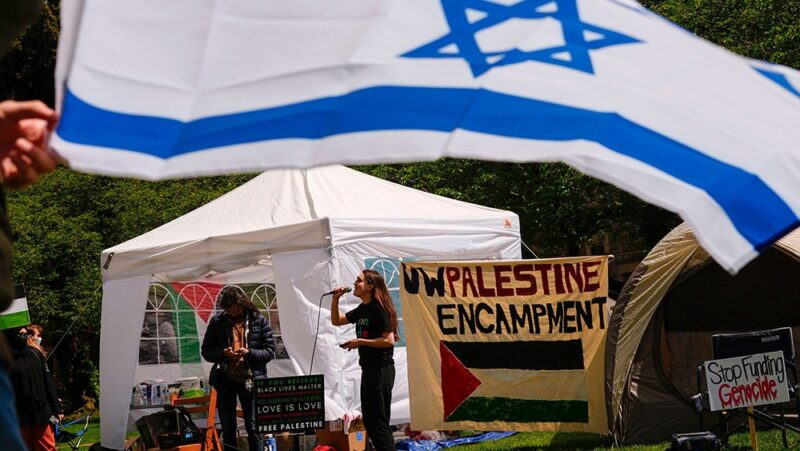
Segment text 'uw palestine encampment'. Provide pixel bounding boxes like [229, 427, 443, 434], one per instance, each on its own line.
[403, 262, 606, 335]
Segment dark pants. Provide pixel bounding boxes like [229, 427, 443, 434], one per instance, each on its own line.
[216, 373, 260, 451]
[0, 369, 25, 451]
[360, 363, 395, 451]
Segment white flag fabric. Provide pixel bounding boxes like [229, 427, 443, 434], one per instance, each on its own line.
[53, 0, 800, 273]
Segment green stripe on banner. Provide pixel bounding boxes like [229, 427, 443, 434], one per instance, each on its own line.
[177, 311, 201, 363]
[447, 397, 589, 423]
[0, 310, 31, 330]
[164, 285, 201, 364]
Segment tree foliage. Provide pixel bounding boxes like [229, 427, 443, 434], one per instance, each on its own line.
[6, 169, 254, 407]
[359, 161, 675, 257]
[639, 0, 800, 69]
[0, 0, 58, 103]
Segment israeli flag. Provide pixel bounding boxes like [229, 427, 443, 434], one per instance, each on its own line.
[53, 0, 800, 273]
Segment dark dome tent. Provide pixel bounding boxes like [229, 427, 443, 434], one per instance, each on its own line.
[605, 223, 800, 444]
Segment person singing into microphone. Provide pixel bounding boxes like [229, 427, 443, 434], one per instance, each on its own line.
[331, 270, 399, 451]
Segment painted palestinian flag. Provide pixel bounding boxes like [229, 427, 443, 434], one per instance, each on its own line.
[166, 282, 223, 364]
[0, 285, 30, 330]
[138, 282, 223, 365]
[441, 339, 588, 423]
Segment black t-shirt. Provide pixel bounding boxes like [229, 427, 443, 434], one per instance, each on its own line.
[345, 299, 394, 368]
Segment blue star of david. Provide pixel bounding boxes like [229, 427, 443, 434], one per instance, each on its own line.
[403, 0, 641, 77]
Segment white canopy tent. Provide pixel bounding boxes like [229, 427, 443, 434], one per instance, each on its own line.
[99, 165, 521, 448]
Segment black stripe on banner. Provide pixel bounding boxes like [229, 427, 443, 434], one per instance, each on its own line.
[443, 340, 584, 370]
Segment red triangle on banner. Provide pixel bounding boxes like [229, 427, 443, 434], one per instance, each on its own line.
[440, 341, 481, 420]
[171, 282, 223, 323]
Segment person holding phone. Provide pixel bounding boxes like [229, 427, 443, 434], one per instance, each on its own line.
[202, 287, 275, 451]
[331, 270, 399, 451]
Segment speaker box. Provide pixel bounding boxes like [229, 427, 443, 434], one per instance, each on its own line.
[670, 431, 719, 450]
[134, 410, 181, 449]
[712, 327, 794, 360]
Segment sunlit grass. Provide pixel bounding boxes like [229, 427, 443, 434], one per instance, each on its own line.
[74, 417, 800, 449]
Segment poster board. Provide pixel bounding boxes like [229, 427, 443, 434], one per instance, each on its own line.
[401, 257, 608, 433]
[705, 351, 789, 411]
[254, 375, 325, 433]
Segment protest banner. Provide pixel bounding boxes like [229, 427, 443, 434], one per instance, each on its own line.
[704, 351, 789, 411]
[401, 257, 608, 433]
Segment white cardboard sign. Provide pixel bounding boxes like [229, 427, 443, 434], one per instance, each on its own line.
[705, 351, 789, 411]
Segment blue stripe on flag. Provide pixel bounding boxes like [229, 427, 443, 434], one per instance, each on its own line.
[754, 67, 800, 99]
[58, 87, 797, 249]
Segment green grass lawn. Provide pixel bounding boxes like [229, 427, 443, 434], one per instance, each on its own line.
[58, 416, 137, 449]
[57, 416, 99, 448]
[449, 429, 799, 450]
[72, 419, 800, 450]
[442, 431, 651, 450]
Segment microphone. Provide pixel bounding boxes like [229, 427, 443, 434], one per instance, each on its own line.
[323, 287, 351, 296]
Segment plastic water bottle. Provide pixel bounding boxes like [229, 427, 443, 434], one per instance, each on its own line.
[263, 435, 276, 451]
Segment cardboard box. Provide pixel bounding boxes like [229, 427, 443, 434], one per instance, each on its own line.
[328, 418, 365, 432]
[315, 428, 368, 451]
[347, 419, 365, 432]
[275, 432, 297, 451]
[298, 433, 317, 451]
[348, 431, 367, 451]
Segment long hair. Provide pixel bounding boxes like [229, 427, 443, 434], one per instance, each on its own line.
[362, 269, 400, 340]
[27, 324, 46, 357]
[218, 286, 259, 316]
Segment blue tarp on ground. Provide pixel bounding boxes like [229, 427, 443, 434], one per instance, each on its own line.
[396, 432, 516, 451]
